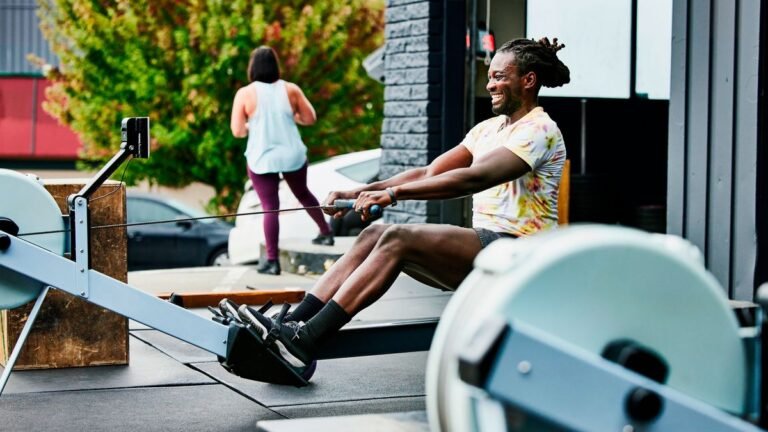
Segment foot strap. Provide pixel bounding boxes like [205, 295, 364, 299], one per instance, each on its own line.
[220, 322, 312, 387]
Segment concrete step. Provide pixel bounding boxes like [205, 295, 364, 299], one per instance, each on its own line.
[262, 236, 356, 275]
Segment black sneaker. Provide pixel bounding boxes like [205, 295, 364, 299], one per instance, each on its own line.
[268, 320, 317, 370]
[244, 303, 317, 370]
[238, 303, 302, 335]
[238, 304, 274, 339]
[311, 233, 334, 246]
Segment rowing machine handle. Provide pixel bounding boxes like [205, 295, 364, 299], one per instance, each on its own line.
[333, 200, 382, 218]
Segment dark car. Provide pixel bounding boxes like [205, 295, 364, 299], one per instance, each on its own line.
[126, 193, 231, 271]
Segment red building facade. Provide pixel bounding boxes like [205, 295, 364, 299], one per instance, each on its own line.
[0, 77, 80, 161]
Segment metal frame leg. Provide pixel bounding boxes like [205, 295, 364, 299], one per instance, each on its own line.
[0, 286, 49, 396]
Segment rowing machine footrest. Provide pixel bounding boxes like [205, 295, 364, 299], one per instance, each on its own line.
[219, 323, 311, 387]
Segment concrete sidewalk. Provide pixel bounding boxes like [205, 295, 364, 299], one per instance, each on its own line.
[128, 264, 320, 296]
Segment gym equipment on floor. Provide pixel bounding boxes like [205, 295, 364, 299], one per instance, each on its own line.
[0, 118, 424, 393]
[426, 225, 764, 431]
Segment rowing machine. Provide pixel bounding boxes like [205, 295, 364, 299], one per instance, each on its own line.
[426, 225, 765, 431]
[0, 118, 396, 393]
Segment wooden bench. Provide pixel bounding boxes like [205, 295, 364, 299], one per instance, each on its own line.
[158, 289, 305, 309]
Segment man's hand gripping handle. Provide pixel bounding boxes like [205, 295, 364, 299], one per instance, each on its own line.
[333, 200, 382, 218]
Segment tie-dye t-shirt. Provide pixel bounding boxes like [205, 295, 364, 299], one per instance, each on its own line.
[460, 107, 566, 236]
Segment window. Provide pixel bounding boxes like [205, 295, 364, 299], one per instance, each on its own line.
[527, 0, 632, 98]
[635, 0, 672, 99]
[127, 198, 183, 224]
[335, 157, 380, 184]
[526, 0, 672, 100]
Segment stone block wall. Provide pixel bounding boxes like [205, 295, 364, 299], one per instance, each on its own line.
[380, 0, 446, 224]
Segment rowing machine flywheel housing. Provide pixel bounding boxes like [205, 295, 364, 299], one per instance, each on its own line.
[0, 170, 65, 309]
[426, 225, 751, 431]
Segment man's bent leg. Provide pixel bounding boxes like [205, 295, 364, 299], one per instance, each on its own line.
[274, 224, 390, 323]
[246, 224, 389, 329]
[279, 224, 481, 365]
[241, 224, 483, 377]
[307, 224, 390, 303]
[333, 224, 483, 315]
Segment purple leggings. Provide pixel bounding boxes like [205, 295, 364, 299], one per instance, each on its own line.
[247, 163, 331, 260]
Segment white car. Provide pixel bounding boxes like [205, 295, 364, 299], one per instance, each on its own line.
[228, 149, 382, 265]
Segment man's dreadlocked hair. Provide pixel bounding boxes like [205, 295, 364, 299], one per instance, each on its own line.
[497, 37, 570, 88]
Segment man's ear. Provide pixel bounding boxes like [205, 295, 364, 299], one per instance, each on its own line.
[523, 71, 538, 90]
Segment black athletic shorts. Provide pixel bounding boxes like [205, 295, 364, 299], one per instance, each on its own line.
[473, 228, 517, 248]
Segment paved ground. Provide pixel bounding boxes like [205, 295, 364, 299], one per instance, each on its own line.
[1, 264, 451, 431]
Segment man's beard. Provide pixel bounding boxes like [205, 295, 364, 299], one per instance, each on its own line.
[491, 96, 520, 116]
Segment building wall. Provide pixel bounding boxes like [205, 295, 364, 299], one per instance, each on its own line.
[756, 0, 768, 291]
[379, 0, 466, 224]
[667, 0, 763, 299]
[0, 1, 80, 162]
[0, 0, 58, 74]
[0, 77, 80, 160]
[380, 0, 443, 224]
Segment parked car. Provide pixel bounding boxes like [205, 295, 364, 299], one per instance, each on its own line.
[126, 193, 232, 270]
[228, 149, 382, 265]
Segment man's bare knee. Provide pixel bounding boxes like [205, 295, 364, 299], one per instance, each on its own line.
[361, 223, 388, 237]
[377, 224, 418, 253]
[356, 223, 388, 244]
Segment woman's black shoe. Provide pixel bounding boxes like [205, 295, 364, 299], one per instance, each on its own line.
[311, 233, 334, 246]
[257, 259, 281, 275]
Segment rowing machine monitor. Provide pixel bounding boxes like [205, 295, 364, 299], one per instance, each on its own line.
[121, 117, 150, 159]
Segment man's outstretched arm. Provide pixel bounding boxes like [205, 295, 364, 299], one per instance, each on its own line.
[352, 147, 531, 216]
[396, 147, 530, 199]
[323, 144, 473, 217]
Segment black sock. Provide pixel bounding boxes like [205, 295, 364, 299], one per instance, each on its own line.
[302, 300, 352, 345]
[286, 293, 325, 322]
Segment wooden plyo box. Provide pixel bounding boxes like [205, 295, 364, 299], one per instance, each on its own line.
[0, 180, 129, 369]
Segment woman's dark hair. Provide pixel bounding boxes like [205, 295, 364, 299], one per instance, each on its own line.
[247, 46, 280, 83]
[497, 37, 570, 88]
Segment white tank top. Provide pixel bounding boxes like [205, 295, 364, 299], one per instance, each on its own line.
[245, 80, 308, 174]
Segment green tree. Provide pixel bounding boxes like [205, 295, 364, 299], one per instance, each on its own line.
[35, 0, 384, 212]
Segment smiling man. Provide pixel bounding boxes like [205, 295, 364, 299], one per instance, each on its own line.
[236, 37, 572, 381]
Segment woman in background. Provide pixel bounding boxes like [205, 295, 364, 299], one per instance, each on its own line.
[231, 46, 333, 276]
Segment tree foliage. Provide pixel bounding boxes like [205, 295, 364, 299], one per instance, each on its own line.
[36, 0, 385, 212]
